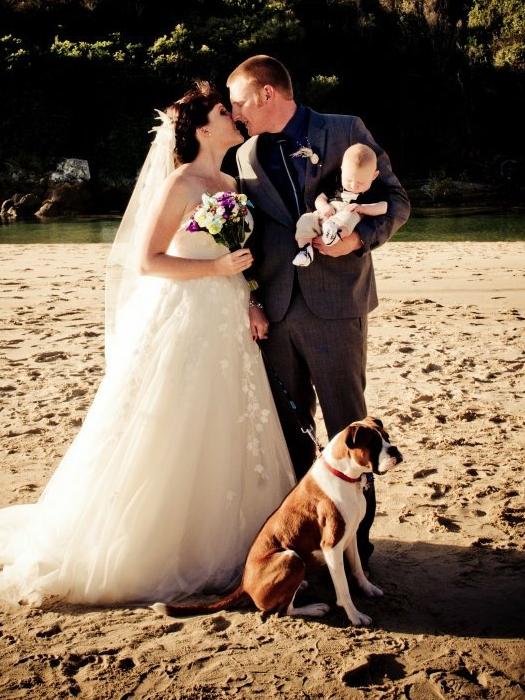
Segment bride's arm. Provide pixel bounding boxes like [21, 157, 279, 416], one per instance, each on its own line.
[223, 173, 270, 340]
[139, 173, 253, 280]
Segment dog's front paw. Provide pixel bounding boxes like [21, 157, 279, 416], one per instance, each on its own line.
[287, 601, 330, 617]
[360, 581, 383, 598]
[305, 603, 330, 617]
[347, 609, 372, 626]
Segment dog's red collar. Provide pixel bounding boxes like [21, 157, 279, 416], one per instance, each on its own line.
[322, 457, 362, 483]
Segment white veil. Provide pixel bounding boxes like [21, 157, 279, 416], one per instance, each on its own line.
[105, 110, 176, 367]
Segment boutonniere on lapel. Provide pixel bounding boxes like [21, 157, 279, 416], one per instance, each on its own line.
[290, 141, 321, 167]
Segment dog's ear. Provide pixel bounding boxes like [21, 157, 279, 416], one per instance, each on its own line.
[345, 425, 361, 447]
[367, 416, 383, 429]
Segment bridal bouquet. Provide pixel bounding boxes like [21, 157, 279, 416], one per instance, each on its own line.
[186, 191, 252, 251]
[186, 191, 258, 290]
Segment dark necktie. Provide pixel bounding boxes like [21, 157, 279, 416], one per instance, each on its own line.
[276, 137, 303, 219]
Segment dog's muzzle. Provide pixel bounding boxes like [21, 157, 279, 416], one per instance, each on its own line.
[377, 445, 403, 473]
[388, 446, 403, 463]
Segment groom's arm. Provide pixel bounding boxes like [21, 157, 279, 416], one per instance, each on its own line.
[350, 116, 410, 254]
[236, 153, 264, 299]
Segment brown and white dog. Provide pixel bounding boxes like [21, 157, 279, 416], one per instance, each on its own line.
[153, 417, 402, 625]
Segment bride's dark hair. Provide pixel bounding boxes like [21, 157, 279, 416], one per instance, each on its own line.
[165, 81, 223, 166]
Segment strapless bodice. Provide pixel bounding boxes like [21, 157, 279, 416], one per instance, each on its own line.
[168, 229, 228, 260]
[168, 196, 254, 261]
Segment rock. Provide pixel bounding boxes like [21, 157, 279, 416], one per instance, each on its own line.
[49, 158, 90, 184]
[36, 182, 92, 217]
[0, 192, 41, 220]
[0, 195, 17, 218]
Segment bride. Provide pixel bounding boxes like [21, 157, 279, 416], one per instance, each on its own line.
[0, 82, 295, 606]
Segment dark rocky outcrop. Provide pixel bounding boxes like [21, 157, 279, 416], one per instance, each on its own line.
[0, 193, 42, 220]
[36, 182, 93, 218]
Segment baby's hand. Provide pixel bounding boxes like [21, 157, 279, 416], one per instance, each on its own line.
[317, 202, 336, 220]
[345, 203, 360, 213]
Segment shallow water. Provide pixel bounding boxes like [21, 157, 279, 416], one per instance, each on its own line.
[396, 208, 525, 242]
[0, 209, 524, 244]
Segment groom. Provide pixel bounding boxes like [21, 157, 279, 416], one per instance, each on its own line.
[228, 56, 410, 567]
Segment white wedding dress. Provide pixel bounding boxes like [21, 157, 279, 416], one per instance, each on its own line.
[0, 215, 296, 606]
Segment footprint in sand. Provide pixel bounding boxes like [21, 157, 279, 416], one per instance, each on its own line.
[472, 537, 494, 548]
[158, 621, 184, 635]
[33, 351, 69, 362]
[432, 670, 488, 699]
[422, 363, 441, 373]
[489, 414, 506, 424]
[405, 678, 444, 699]
[413, 468, 438, 479]
[435, 515, 461, 532]
[209, 615, 232, 632]
[500, 507, 525, 525]
[35, 623, 62, 639]
[476, 485, 499, 498]
[117, 657, 136, 671]
[398, 508, 415, 523]
[341, 653, 406, 688]
[66, 388, 88, 399]
[0, 339, 23, 347]
[0, 385, 17, 393]
[5, 427, 44, 438]
[413, 394, 434, 403]
[429, 482, 451, 500]
[61, 655, 90, 678]
[20, 483, 38, 493]
[459, 409, 482, 421]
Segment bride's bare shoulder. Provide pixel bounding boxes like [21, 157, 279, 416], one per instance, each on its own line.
[222, 173, 238, 192]
[163, 166, 198, 196]
[159, 168, 205, 213]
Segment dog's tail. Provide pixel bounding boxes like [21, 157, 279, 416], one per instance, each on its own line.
[151, 584, 248, 617]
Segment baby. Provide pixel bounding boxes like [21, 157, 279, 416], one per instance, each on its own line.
[293, 143, 388, 267]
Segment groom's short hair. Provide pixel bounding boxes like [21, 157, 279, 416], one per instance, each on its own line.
[227, 55, 293, 100]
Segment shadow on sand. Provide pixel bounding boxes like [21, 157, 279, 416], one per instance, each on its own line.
[48, 539, 524, 640]
[304, 538, 525, 638]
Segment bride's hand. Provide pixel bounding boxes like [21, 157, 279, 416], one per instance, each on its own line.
[249, 305, 269, 341]
[213, 249, 253, 277]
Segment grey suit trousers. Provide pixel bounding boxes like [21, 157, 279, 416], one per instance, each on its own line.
[261, 287, 376, 563]
[261, 287, 368, 477]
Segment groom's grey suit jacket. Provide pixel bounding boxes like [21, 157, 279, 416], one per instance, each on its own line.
[237, 108, 410, 322]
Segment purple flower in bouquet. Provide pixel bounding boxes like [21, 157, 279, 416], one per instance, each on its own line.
[185, 191, 252, 251]
[186, 219, 201, 233]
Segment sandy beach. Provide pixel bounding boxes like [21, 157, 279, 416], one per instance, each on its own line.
[1, 241, 524, 699]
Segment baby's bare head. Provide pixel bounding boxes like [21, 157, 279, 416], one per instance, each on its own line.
[341, 144, 379, 194]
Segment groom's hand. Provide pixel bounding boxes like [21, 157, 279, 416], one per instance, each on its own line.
[312, 230, 363, 257]
[249, 306, 269, 341]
